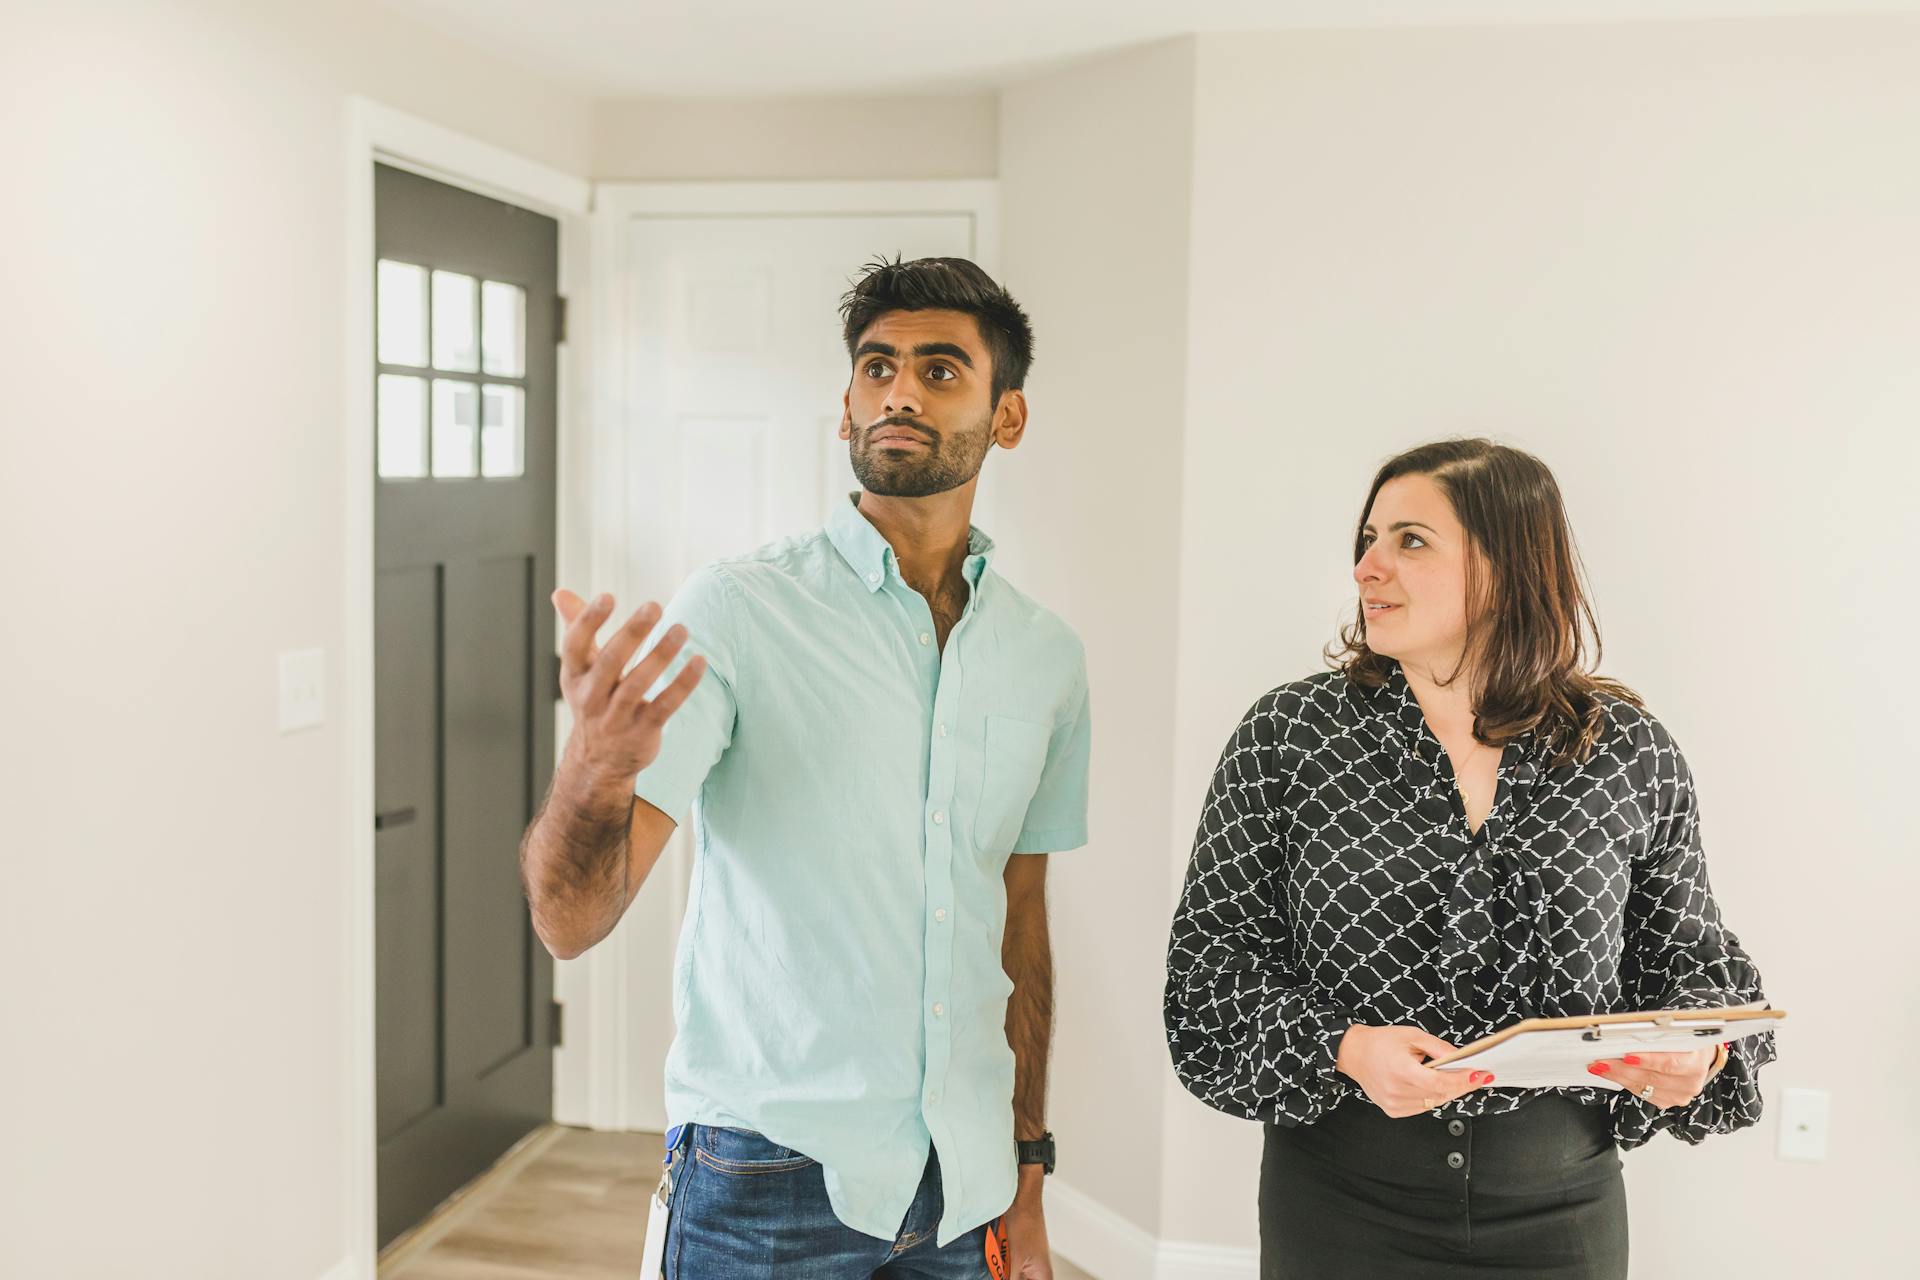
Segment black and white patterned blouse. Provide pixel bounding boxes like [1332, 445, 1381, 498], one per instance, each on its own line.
[1164, 661, 1774, 1147]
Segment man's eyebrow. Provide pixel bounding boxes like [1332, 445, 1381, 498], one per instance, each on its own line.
[911, 342, 974, 368]
[853, 340, 975, 368]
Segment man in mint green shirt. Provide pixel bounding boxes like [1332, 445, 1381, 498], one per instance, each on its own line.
[520, 258, 1089, 1278]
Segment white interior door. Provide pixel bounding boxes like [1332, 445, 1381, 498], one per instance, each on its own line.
[627, 214, 993, 572]
[558, 188, 988, 1131]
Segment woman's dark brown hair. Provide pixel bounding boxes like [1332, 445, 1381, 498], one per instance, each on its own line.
[1327, 438, 1642, 768]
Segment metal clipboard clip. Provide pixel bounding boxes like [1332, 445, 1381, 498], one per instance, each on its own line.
[1578, 1015, 1727, 1043]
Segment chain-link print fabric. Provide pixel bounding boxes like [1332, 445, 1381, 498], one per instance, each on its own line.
[1164, 662, 1774, 1148]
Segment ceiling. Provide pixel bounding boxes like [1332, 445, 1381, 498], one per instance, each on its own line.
[374, 0, 1920, 97]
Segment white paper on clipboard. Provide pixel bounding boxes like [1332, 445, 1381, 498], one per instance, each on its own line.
[639, 1177, 670, 1279]
[1429, 1001, 1783, 1091]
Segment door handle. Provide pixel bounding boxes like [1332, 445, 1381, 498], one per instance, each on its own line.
[375, 806, 417, 831]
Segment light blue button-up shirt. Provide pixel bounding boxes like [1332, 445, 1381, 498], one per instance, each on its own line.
[633, 494, 1092, 1246]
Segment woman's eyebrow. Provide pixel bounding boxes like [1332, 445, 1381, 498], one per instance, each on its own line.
[1362, 520, 1439, 534]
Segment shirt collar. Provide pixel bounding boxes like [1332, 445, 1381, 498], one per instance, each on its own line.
[1360, 659, 1548, 804]
[1374, 660, 1430, 745]
[1363, 659, 1545, 752]
[825, 492, 996, 594]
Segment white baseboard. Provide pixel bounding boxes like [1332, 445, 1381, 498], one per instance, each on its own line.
[1048, 1179, 1159, 1280]
[1155, 1242, 1261, 1280]
[1048, 1180, 1259, 1280]
[317, 1254, 362, 1280]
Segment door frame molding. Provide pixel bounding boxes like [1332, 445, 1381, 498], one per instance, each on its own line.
[571, 179, 999, 1137]
[341, 97, 591, 1279]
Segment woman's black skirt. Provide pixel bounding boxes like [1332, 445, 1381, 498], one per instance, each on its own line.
[1260, 1094, 1627, 1279]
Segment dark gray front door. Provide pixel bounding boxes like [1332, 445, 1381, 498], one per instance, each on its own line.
[372, 162, 558, 1247]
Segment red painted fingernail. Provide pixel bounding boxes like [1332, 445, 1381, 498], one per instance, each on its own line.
[1622, 1055, 1641, 1066]
[1483, 1073, 1495, 1085]
[1722, 1041, 1732, 1049]
[1588, 1063, 1610, 1075]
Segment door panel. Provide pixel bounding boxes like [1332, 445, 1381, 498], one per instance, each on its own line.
[444, 553, 537, 1078]
[374, 565, 441, 1142]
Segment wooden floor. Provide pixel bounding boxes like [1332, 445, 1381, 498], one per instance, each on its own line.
[379, 1125, 1092, 1279]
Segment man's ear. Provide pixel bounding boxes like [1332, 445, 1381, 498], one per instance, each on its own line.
[991, 388, 1029, 451]
[839, 386, 853, 441]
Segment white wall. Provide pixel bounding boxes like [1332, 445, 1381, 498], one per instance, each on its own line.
[8, 4, 1914, 1275]
[996, 14, 1920, 1278]
[595, 93, 997, 180]
[0, 3, 591, 1277]
[996, 38, 1198, 1244]
[1158, 13, 1920, 1274]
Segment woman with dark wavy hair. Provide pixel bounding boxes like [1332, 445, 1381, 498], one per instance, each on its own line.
[1164, 439, 1774, 1278]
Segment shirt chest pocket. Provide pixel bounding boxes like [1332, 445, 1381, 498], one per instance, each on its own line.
[974, 715, 1051, 853]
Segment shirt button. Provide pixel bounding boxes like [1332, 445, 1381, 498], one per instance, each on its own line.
[937, 723, 948, 737]
[932, 1002, 945, 1017]
[867, 571, 881, 584]
[934, 908, 948, 923]
[1447, 1119, 1466, 1137]
[1446, 1152, 1466, 1170]
[927, 1091, 939, 1105]
[918, 632, 931, 646]
[932, 810, 945, 825]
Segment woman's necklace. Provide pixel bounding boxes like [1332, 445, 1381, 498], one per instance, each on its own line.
[1454, 737, 1490, 811]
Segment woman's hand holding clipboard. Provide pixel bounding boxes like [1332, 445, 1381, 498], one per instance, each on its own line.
[1428, 1002, 1783, 1094]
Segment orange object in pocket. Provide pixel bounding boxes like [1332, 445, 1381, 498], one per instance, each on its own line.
[984, 1215, 1009, 1279]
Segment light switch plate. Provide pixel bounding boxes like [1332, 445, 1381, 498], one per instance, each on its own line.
[1777, 1087, 1830, 1162]
[279, 648, 326, 733]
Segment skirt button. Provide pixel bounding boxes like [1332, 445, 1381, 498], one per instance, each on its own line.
[1446, 1151, 1466, 1170]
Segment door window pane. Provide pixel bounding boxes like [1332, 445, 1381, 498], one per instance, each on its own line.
[377, 260, 427, 367]
[481, 281, 526, 378]
[480, 384, 525, 478]
[432, 270, 479, 371]
[432, 379, 478, 477]
[377, 374, 428, 479]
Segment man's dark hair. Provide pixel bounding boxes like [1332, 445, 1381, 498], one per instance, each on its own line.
[839, 256, 1035, 406]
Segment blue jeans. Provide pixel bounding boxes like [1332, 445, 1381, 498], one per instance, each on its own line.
[664, 1125, 994, 1279]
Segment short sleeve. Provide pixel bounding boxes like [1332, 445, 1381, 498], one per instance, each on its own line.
[1010, 656, 1091, 854]
[630, 565, 741, 823]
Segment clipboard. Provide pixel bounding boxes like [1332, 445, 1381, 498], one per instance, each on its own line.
[1427, 1001, 1784, 1091]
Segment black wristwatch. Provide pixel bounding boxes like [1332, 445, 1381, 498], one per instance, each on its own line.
[1016, 1132, 1055, 1175]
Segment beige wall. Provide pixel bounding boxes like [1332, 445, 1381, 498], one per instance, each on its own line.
[995, 38, 1198, 1240]
[1154, 14, 1920, 1272]
[0, 3, 591, 1276]
[594, 93, 997, 180]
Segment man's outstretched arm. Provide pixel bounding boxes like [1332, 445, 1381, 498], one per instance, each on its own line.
[519, 590, 704, 961]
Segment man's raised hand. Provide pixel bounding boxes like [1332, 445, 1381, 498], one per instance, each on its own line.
[552, 589, 707, 784]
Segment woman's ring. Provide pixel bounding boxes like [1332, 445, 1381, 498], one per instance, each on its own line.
[1638, 1084, 1656, 1102]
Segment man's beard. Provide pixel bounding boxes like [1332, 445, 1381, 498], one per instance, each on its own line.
[849, 415, 993, 498]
